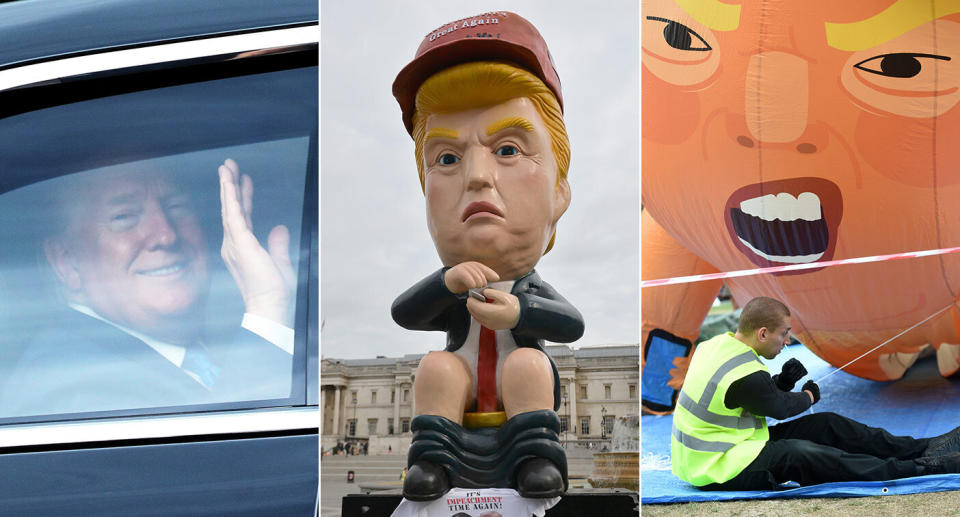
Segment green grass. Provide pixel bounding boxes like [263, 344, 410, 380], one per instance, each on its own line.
[708, 300, 734, 315]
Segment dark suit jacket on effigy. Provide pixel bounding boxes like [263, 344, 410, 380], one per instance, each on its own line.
[391, 268, 584, 410]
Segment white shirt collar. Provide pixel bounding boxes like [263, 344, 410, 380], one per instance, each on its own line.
[68, 303, 187, 368]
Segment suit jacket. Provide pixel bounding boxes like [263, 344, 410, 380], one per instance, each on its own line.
[391, 268, 584, 410]
[0, 308, 293, 418]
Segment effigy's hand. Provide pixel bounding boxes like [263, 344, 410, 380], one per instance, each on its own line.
[218, 158, 295, 326]
[444, 261, 499, 294]
[467, 288, 520, 330]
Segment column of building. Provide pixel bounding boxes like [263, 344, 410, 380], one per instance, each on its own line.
[567, 378, 577, 436]
[409, 382, 416, 417]
[332, 385, 342, 437]
[393, 381, 401, 434]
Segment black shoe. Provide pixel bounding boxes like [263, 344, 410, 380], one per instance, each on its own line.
[924, 425, 960, 456]
[916, 452, 960, 475]
[402, 461, 450, 501]
[516, 458, 565, 498]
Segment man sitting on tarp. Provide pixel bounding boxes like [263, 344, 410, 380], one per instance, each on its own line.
[672, 296, 960, 490]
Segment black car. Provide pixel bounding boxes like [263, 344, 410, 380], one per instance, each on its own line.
[0, 1, 318, 515]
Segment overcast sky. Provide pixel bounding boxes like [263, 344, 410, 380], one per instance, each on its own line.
[320, 1, 639, 360]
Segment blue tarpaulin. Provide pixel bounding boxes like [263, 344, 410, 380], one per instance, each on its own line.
[642, 343, 960, 503]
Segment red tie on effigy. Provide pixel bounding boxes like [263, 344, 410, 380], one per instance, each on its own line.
[477, 299, 498, 412]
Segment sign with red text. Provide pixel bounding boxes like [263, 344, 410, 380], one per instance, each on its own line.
[391, 488, 559, 517]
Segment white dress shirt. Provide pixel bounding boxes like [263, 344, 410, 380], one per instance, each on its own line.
[453, 279, 518, 402]
[69, 303, 293, 388]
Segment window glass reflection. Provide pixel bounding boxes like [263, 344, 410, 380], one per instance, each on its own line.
[0, 137, 308, 418]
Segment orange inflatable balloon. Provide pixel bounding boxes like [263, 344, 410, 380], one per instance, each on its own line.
[641, 0, 960, 412]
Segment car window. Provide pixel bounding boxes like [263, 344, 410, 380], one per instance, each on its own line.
[0, 60, 317, 422]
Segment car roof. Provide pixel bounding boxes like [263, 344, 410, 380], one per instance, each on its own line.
[0, 0, 317, 71]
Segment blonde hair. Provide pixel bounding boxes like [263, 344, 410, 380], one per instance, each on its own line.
[411, 61, 570, 253]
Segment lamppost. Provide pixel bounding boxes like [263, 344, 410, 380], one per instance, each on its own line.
[601, 406, 607, 441]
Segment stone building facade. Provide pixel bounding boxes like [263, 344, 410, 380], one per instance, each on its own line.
[320, 344, 639, 454]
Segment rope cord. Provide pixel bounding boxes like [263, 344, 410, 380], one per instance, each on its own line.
[814, 301, 956, 384]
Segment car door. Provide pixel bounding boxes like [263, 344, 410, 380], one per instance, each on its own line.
[0, 6, 318, 515]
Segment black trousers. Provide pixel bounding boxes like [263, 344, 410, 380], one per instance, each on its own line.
[702, 412, 931, 490]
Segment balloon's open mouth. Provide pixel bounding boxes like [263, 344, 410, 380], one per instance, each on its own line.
[725, 178, 843, 272]
[730, 193, 828, 263]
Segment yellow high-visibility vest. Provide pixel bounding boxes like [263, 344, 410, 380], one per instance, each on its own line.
[671, 332, 769, 486]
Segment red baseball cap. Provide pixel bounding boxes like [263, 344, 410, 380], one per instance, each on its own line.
[392, 11, 563, 135]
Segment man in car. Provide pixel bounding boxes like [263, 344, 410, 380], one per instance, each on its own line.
[0, 158, 294, 415]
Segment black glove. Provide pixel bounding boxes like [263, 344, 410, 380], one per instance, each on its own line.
[802, 380, 820, 404]
[773, 358, 808, 391]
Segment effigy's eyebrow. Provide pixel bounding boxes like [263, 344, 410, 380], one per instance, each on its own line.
[424, 127, 459, 144]
[825, 0, 960, 51]
[486, 117, 535, 136]
[672, 0, 741, 31]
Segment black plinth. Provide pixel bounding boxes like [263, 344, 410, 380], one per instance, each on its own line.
[341, 488, 638, 516]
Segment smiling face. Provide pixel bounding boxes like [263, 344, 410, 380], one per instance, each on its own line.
[643, 0, 960, 340]
[48, 166, 209, 342]
[422, 97, 570, 279]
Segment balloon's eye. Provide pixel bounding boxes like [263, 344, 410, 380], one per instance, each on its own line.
[854, 53, 950, 78]
[647, 17, 711, 52]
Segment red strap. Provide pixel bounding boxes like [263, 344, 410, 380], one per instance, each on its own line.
[477, 300, 498, 412]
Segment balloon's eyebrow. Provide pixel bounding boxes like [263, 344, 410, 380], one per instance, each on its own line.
[825, 0, 960, 51]
[672, 0, 741, 31]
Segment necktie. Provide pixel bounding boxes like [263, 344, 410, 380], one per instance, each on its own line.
[477, 299, 498, 412]
[183, 345, 222, 388]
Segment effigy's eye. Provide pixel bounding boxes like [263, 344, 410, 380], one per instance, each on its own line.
[438, 153, 459, 165]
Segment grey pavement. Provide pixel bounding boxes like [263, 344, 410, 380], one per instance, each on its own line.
[320, 453, 596, 517]
[321, 454, 406, 517]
